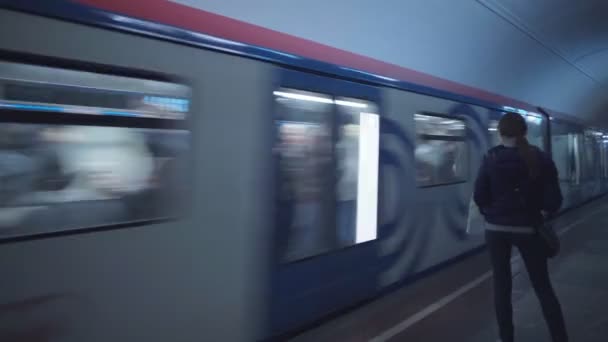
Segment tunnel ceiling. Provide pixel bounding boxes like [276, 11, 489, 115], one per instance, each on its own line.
[480, 0, 608, 86]
[476, 0, 608, 124]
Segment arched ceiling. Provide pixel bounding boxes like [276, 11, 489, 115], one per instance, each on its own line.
[477, 0, 608, 123]
[171, 0, 608, 124]
[480, 0, 608, 84]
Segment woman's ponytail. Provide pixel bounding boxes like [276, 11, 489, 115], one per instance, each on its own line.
[515, 135, 539, 179]
[499, 112, 540, 179]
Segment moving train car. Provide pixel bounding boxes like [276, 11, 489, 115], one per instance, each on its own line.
[0, 1, 607, 341]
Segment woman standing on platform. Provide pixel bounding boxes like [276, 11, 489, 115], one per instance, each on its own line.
[474, 112, 568, 342]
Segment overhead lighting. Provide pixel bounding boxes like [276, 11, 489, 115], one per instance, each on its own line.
[488, 127, 498, 131]
[502, 106, 530, 116]
[525, 115, 543, 125]
[273, 91, 370, 108]
[273, 91, 333, 104]
[335, 99, 368, 108]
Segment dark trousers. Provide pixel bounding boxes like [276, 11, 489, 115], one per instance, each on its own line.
[485, 230, 568, 342]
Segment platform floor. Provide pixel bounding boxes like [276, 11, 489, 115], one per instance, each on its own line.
[290, 197, 608, 342]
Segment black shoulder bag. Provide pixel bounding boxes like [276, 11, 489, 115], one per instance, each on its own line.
[536, 216, 560, 258]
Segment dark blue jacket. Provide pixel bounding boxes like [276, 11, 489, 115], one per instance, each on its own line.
[474, 145, 562, 227]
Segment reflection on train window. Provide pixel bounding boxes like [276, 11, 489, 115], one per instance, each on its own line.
[489, 120, 500, 147]
[552, 125, 606, 184]
[581, 132, 599, 181]
[274, 89, 379, 262]
[0, 124, 189, 238]
[525, 113, 546, 149]
[415, 113, 467, 187]
[0, 61, 190, 119]
[0, 61, 191, 239]
[552, 133, 572, 182]
[601, 138, 608, 179]
[551, 121, 580, 183]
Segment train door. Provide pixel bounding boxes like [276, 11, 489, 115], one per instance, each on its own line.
[269, 68, 381, 335]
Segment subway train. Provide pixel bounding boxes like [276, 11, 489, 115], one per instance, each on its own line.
[0, 1, 607, 341]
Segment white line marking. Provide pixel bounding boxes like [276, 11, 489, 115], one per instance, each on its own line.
[369, 272, 492, 342]
[370, 206, 605, 342]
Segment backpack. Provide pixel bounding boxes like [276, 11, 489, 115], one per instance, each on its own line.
[487, 148, 560, 257]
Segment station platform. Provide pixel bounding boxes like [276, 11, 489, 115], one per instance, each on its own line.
[289, 197, 608, 342]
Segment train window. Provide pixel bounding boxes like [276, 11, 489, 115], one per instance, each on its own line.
[274, 89, 379, 262]
[0, 61, 190, 240]
[489, 120, 501, 147]
[601, 136, 608, 179]
[525, 113, 546, 149]
[551, 121, 581, 183]
[551, 134, 572, 182]
[568, 134, 583, 184]
[414, 113, 467, 187]
[581, 132, 600, 181]
[603, 139, 608, 179]
[0, 61, 189, 119]
[580, 134, 591, 181]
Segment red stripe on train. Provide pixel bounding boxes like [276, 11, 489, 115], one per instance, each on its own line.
[75, 0, 534, 110]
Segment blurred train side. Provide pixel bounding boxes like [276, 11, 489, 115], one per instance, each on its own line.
[0, 4, 606, 342]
